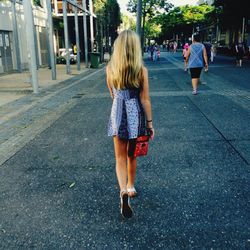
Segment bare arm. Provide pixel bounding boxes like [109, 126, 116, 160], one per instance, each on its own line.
[203, 47, 208, 69]
[140, 67, 154, 139]
[186, 47, 191, 63]
[106, 66, 113, 99]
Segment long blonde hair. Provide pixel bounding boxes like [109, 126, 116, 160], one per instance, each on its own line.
[108, 30, 143, 90]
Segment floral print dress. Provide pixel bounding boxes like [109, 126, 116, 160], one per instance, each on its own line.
[108, 88, 146, 140]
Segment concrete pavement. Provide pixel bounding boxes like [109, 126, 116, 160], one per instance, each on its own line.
[0, 63, 89, 106]
[0, 52, 249, 249]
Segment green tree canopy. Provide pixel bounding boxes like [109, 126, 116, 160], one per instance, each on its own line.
[159, 4, 214, 40]
[94, 0, 121, 30]
[121, 14, 136, 31]
[144, 21, 161, 40]
[127, 0, 172, 46]
[94, 0, 106, 14]
[94, 0, 121, 49]
[127, 0, 172, 18]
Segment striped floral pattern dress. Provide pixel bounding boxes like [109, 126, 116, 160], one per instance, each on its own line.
[108, 88, 146, 140]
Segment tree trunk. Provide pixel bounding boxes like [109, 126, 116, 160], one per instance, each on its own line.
[96, 17, 104, 62]
[141, 2, 146, 51]
[100, 23, 104, 62]
[141, 16, 146, 49]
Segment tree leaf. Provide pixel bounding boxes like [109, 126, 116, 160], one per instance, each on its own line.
[69, 182, 75, 188]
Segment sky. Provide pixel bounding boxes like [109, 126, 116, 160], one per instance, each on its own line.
[117, 0, 198, 14]
[169, 0, 198, 7]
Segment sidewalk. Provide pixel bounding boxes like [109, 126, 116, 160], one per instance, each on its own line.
[0, 63, 89, 106]
[0, 62, 105, 166]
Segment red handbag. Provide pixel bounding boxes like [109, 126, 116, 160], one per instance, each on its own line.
[133, 135, 149, 157]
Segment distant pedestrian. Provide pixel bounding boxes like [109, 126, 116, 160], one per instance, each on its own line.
[147, 46, 151, 60]
[235, 40, 245, 67]
[153, 45, 158, 61]
[150, 45, 154, 60]
[157, 49, 160, 60]
[203, 41, 212, 63]
[186, 34, 208, 95]
[210, 44, 216, 63]
[173, 41, 178, 53]
[183, 43, 189, 71]
[167, 41, 170, 52]
[106, 30, 154, 218]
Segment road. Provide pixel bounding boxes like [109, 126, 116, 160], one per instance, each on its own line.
[0, 52, 249, 249]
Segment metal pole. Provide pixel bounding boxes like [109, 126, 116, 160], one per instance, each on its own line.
[242, 17, 245, 42]
[136, 0, 142, 38]
[82, 0, 88, 67]
[63, 0, 71, 74]
[89, 0, 94, 51]
[74, 5, 80, 70]
[11, 0, 22, 72]
[23, 0, 38, 93]
[46, 0, 56, 79]
[216, 18, 219, 43]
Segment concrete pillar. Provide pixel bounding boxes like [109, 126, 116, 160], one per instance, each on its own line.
[63, 0, 71, 74]
[89, 0, 94, 51]
[46, 0, 57, 80]
[23, 0, 39, 93]
[74, 5, 80, 70]
[82, 0, 88, 67]
[11, 0, 22, 72]
[54, 0, 58, 15]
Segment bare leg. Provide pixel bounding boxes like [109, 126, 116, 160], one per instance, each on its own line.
[192, 78, 199, 92]
[113, 136, 133, 218]
[184, 61, 187, 71]
[113, 136, 128, 192]
[239, 59, 242, 67]
[127, 156, 137, 189]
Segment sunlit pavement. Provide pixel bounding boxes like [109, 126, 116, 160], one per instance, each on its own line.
[0, 52, 249, 249]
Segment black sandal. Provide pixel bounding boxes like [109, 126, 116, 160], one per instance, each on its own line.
[120, 191, 133, 218]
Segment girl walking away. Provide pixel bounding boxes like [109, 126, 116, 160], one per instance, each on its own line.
[186, 34, 208, 95]
[106, 30, 154, 218]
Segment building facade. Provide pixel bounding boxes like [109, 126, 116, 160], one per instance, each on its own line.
[51, 0, 96, 58]
[0, 0, 96, 74]
[197, 0, 250, 49]
[0, 0, 49, 73]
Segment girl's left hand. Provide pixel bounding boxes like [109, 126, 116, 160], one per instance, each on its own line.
[147, 128, 155, 140]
